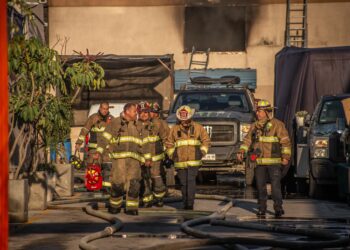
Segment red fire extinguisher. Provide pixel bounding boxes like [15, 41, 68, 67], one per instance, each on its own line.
[85, 162, 102, 191]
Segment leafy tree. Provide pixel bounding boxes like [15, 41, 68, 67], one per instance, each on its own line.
[8, 0, 105, 178]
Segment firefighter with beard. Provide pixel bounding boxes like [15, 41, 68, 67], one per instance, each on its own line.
[96, 103, 148, 216]
[165, 105, 210, 210]
[237, 100, 291, 218]
[75, 102, 113, 165]
[138, 101, 167, 207]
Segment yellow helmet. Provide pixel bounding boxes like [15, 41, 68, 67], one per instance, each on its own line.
[256, 99, 273, 111]
[176, 105, 195, 121]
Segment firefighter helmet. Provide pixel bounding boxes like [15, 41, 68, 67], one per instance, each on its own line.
[150, 102, 161, 113]
[137, 101, 151, 113]
[256, 99, 273, 112]
[176, 105, 195, 121]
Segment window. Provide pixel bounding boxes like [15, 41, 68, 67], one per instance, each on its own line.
[173, 92, 250, 112]
[184, 7, 246, 52]
[319, 100, 345, 125]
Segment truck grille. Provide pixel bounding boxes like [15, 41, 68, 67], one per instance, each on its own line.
[203, 124, 236, 143]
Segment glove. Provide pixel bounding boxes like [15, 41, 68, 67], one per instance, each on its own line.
[163, 157, 174, 169]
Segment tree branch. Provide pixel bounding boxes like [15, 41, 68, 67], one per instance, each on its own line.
[9, 125, 25, 160]
[70, 86, 81, 104]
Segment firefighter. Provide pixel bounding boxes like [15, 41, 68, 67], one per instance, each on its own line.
[237, 100, 291, 218]
[96, 103, 149, 215]
[75, 102, 113, 164]
[165, 105, 210, 210]
[149, 102, 173, 189]
[139, 102, 167, 207]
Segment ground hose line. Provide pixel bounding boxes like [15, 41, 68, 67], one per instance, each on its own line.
[181, 216, 350, 249]
[79, 202, 123, 250]
[78, 193, 234, 250]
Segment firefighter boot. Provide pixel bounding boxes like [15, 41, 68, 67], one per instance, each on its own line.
[257, 200, 267, 217]
[274, 204, 284, 218]
[154, 199, 164, 207]
[125, 209, 139, 216]
[108, 206, 121, 214]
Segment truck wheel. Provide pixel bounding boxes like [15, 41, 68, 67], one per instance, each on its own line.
[309, 175, 321, 198]
[245, 160, 255, 186]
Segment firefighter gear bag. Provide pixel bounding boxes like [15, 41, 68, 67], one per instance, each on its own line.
[85, 163, 103, 191]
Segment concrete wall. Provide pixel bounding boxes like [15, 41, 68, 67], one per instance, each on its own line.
[49, 2, 350, 101]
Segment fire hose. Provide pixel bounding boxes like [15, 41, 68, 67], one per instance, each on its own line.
[48, 192, 350, 249]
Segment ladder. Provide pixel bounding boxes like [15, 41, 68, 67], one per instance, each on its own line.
[285, 0, 308, 48]
[188, 46, 210, 82]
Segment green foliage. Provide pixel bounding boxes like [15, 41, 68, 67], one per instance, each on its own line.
[65, 61, 105, 90]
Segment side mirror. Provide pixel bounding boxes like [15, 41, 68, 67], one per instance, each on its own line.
[304, 114, 311, 127]
[340, 128, 350, 144]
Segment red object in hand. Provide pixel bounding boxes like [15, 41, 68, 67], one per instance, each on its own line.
[85, 163, 102, 191]
[250, 154, 258, 162]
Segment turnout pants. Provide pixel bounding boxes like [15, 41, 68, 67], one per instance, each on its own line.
[142, 161, 166, 204]
[255, 165, 283, 211]
[177, 167, 199, 207]
[109, 158, 141, 211]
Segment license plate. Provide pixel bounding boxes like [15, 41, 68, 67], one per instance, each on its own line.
[202, 154, 216, 161]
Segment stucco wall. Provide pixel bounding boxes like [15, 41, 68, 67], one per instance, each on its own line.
[49, 2, 350, 101]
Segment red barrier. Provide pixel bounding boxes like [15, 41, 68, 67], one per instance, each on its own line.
[0, 0, 9, 249]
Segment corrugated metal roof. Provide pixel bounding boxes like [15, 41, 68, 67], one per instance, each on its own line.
[174, 68, 257, 90]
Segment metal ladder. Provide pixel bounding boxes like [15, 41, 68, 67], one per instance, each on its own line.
[285, 0, 308, 48]
[188, 46, 210, 82]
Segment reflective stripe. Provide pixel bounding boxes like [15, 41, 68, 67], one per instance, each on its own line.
[88, 143, 97, 148]
[126, 200, 139, 208]
[144, 153, 152, 160]
[109, 152, 145, 163]
[175, 139, 201, 148]
[142, 194, 153, 203]
[103, 181, 111, 187]
[78, 135, 85, 141]
[256, 158, 282, 165]
[166, 148, 175, 157]
[174, 160, 202, 169]
[240, 145, 249, 152]
[102, 132, 112, 141]
[281, 147, 291, 155]
[280, 136, 290, 142]
[153, 192, 166, 198]
[96, 147, 104, 154]
[143, 136, 161, 144]
[110, 198, 123, 207]
[152, 153, 165, 162]
[259, 136, 279, 143]
[110, 136, 143, 145]
[91, 127, 105, 132]
[200, 146, 208, 154]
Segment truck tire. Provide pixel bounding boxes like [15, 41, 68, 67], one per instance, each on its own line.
[308, 175, 321, 198]
[245, 160, 255, 186]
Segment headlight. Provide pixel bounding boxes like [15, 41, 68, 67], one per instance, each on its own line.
[314, 148, 328, 158]
[311, 137, 329, 158]
[240, 123, 251, 141]
[314, 139, 328, 148]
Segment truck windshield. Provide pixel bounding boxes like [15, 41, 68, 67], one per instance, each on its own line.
[172, 92, 250, 112]
[319, 100, 346, 125]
